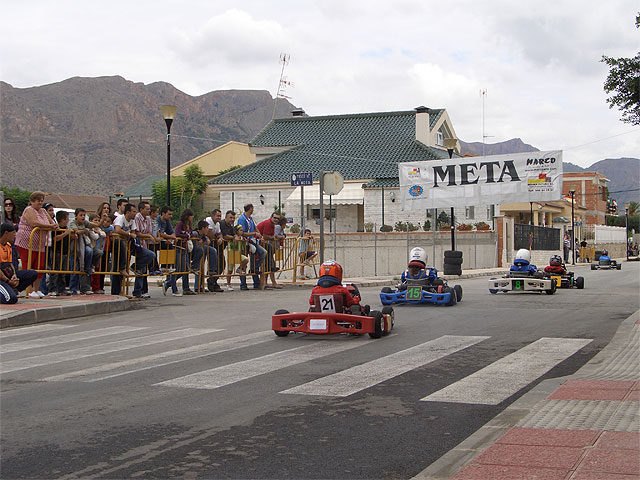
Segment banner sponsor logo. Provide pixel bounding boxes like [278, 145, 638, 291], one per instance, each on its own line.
[399, 150, 563, 209]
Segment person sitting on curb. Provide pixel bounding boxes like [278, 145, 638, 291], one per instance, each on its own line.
[0, 223, 38, 304]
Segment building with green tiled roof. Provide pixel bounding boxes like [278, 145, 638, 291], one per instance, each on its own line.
[208, 106, 462, 231]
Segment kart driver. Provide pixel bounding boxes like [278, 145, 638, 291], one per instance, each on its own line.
[400, 247, 437, 287]
[543, 254, 567, 275]
[599, 249, 611, 261]
[309, 261, 360, 309]
[510, 248, 538, 274]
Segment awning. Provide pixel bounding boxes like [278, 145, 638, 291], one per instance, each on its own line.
[286, 183, 365, 205]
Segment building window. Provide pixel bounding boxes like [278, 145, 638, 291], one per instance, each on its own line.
[465, 206, 474, 220]
[435, 131, 444, 146]
[311, 207, 336, 219]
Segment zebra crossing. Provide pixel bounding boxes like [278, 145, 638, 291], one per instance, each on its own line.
[0, 324, 593, 405]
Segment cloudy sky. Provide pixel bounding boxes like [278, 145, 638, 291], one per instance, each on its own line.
[2, 0, 638, 167]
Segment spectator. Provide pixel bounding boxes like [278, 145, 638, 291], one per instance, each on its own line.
[39, 202, 56, 296]
[96, 202, 112, 218]
[563, 232, 570, 263]
[133, 201, 157, 299]
[298, 229, 318, 280]
[174, 208, 199, 295]
[205, 209, 224, 292]
[0, 223, 38, 304]
[114, 198, 128, 218]
[225, 225, 249, 291]
[3, 197, 20, 228]
[257, 212, 282, 289]
[220, 210, 238, 291]
[158, 206, 182, 297]
[91, 213, 113, 294]
[195, 220, 222, 292]
[579, 238, 589, 263]
[14, 191, 57, 298]
[68, 208, 94, 295]
[237, 203, 266, 290]
[148, 204, 162, 275]
[48, 211, 73, 296]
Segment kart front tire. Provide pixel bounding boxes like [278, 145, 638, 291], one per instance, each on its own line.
[446, 286, 457, 306]
[350, 304, 362, 315]
[576, 276, 584, 289]
[616, 264, 621, 270]
[274, 309, 290, 337]
[368, 311, 384, 339]
[545, 283, 557, 295]
[591, 264, 597, 270]
[454, 285, 463, 302]
[381, 286, 393, 293]
[489, 288, 498, 294]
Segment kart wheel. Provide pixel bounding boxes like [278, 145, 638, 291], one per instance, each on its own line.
[381, 306, 394, 334]
[368, 311, 384, 339]
[454, 285, 463, 302]
[381, 286, 393, 293]
[444, 250, 463, 258]
[274, 309, 290, 337]
[364, 304, 371, 316]
[489, 288, 498, 294]
[350, 304, 362, 315]
[591, 264, 596, 270]
[576, 276, 584, 289]
[446, 286, 457, 306]
[432, 278, 444, 286]
[545, 283, 556, 295]
[616, 264, 621, 270]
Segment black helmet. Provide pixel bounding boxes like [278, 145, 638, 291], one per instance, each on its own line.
[602, 249, 608, 256]
[549, 255, 562, 266]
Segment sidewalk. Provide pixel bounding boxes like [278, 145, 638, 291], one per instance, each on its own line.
[414, 309, 640, 480]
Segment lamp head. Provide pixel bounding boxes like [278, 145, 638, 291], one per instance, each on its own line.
[568, 185, 576, 194]
[160, 105, 177, 131]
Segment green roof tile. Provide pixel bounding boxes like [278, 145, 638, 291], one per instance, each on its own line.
[209, 109, 451, 185]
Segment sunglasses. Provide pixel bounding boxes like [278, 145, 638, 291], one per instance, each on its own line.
[4, 203, 13, 207]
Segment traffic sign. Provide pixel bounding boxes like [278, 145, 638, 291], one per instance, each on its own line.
[323, 171, 344, 195]
[291, 172, 313, 186]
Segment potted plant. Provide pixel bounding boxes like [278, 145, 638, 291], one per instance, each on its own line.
[474, 221, 490, 231]
[457, 223, 473, 231]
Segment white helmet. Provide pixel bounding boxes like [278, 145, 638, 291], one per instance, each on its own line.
[514, 248, 531, 265]
[408, 247, 427, 268]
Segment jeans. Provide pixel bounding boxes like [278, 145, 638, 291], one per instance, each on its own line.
[176, 247, 191, 291]
[195, 245, 217, 289]
[240, 244, 266, 288]
[132, 246, 155, 297]
[69, 245, 93, 293]
[0, 270, 39, 304]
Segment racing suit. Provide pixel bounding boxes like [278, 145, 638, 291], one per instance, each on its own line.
[510, 260, 537, 274]
[544, 265, 567, 275]
[309, 284, 360, 309]
[400, 268, 437, 284]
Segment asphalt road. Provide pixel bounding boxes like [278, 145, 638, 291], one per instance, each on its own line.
[1, 262, 638, 479]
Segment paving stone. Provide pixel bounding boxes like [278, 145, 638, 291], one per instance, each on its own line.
[496, 427, 600, 447]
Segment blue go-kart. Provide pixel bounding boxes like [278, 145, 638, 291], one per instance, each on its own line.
[380, 279, 462, 306]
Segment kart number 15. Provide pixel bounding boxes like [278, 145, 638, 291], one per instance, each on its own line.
[406, 286, 422, 300]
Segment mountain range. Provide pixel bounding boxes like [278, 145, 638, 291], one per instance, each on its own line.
[1, 76, 638, 205]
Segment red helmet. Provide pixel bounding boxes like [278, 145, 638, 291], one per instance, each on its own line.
[319, 261, 343, 282]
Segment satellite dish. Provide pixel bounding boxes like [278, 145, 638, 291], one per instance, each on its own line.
[323, 171, 344, 195]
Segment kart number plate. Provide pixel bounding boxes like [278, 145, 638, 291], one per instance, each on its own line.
[309, 319, 327, 330]
[406, 286, 422, 300]
[513, 280, 523, 290]
[318, 295, 336, 313]
[551, 276, 562, 287]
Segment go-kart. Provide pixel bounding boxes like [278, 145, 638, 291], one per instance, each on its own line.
[488, 271, 556, 295]
[272, 283, 394, 339]
[591, 257, 621, 270]
[379, 278, 462, 306]
[544, 270, 585, 289]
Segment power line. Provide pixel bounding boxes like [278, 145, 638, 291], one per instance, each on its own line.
[562, 129, 640, 150]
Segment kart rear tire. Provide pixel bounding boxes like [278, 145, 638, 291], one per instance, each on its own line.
[381, 306, 394, 334]
[446, 286, 457, 306]
[368, 311, 384, 339]
[444, 250, 463, 258]
[364, 304, 371, 316]
[489, 288, 498, 294]
[545, 283, 556, 295]
[576, 276, 584, 289]
[454, 284, 463, 302]
[274, 309, 290, 337]
[591, 264, 596, 270]
[616, 264, 621, 270]
[381, 286, 393, 293]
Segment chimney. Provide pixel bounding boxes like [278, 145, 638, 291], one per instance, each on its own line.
[415, 105, 430, 145]
[291, 109, 305, 117]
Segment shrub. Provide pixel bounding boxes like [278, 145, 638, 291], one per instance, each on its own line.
[394, 221, 407, 232]
[423, 220, 431, 231]
[364, 222, 374, 232]
[289, 223, 301, 234]
[474, 221, 490, 230]
[380, 224, 393, 232]
[457, 223, 473, 231]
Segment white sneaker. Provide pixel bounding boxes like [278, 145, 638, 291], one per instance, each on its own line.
[37, 291, 45, 298]
[28, 291, 41, 299]
[172, 292, 183, 297]
[226, 285, 234, 291]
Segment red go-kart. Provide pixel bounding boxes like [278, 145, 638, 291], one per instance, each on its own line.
[272, 284, 394, 339]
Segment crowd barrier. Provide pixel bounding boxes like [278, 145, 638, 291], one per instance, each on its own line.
[25, 227, 322, 297]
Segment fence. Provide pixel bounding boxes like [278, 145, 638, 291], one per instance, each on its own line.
[582, 225, 627, 244]
[514, 224, 560, 251]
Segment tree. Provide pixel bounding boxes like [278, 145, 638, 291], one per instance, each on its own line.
[151, 165, 208, 218]
[601, 13, 640, 125]
[629, 201, 639, 216]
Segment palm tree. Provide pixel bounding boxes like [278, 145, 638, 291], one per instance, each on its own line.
[628, 201, 639, 216]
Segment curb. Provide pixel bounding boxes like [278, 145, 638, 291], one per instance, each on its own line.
[411, 308, 640, 480]
[0, 298, 132, 329]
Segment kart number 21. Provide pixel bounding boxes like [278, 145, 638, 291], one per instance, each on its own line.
[319, 295, 336, 313]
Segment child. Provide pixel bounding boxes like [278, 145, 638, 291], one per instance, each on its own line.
[48, 211, 73, 296]
[399, 247, 437, 289]
[298, 229, 317, 280]
[309, 261, 360, 309]
[226, 225, 249, 291]
[543, 255, 567, 275]
[510, 248, 538, 274]
[195, 220, 222, 292]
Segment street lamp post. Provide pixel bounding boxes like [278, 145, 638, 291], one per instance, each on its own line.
[160, 105, 178, 206]
[444, 138, 458, 250]
[625, 203, 630, 261]
[569, 185, 576, 265]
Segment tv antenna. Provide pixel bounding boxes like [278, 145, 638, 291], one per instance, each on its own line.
[272, 53, 293, 119]
[480, 89, 494, 156]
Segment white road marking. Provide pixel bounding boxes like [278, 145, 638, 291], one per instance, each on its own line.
[0, 326, 146, 353]
[155, 339, 369, 390]
[0, 324, 73, 338]
[420, 337, 593, 405]
[281, 335, 490, 397]
[44, 331, 275, 382]
[0, 328, 222, 374]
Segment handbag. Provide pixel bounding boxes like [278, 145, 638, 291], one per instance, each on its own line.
[187, 240, 194, 252]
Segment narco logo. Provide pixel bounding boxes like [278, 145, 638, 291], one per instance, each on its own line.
[433, 160, 521, 187]
[526, 157, 556, 165]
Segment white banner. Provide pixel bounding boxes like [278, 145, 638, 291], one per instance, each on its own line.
[399, 150, 563, 209]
